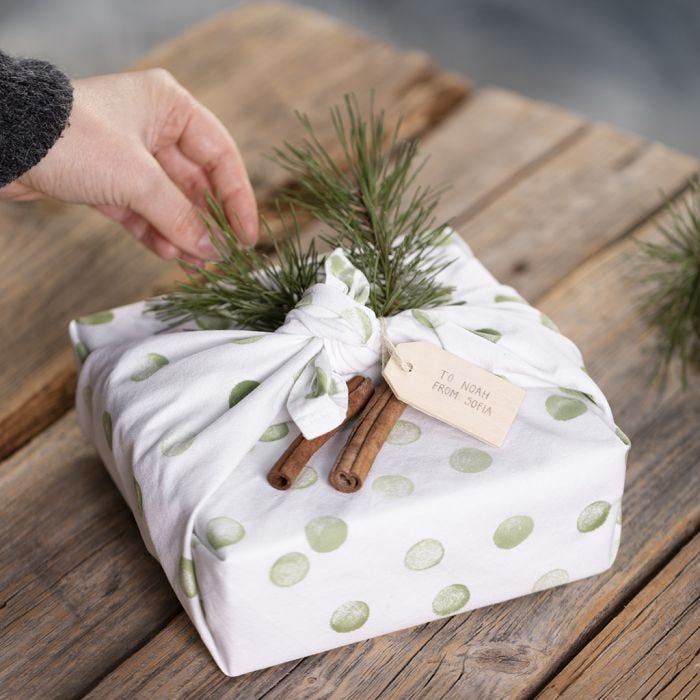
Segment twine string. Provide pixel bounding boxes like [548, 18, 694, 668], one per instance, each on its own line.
[379, 317, 413, 372]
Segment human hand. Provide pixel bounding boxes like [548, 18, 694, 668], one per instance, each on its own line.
[0, 69, 258, 262]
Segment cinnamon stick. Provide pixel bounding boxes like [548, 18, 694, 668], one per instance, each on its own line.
[266, 375, 375, 490]
[328, 381, 407, 493]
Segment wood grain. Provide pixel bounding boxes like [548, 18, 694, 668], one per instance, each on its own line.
[2, 5, 699, 697]
[538, 535, 699, 699]
[0, 415, 179, 699]
[0, 2, 468, 462]
[83, 154, 699, 694]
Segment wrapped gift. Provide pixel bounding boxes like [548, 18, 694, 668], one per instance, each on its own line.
[69, 231, 629, 677]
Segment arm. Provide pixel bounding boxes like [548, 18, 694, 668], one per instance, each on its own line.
[0, 55, 258, 261]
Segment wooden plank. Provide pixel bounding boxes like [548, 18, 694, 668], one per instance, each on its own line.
[0, 415, 179, 699]
[0, 89, 604, 690]
[81, 166, 700, 692]
[0, 2, 468, 461]
[538, 535, 699, 699]
[0, 86, 592, 699]
[457, 124, 698, 301]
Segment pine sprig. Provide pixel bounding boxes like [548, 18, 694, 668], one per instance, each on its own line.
[148, 195, 323, 332]
[271, 94, 455, 317]
[637, 177, 700, 389]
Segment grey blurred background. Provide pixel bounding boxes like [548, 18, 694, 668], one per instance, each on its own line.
[1, 0, 698, 155]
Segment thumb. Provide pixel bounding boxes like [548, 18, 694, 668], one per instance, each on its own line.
[128, 155, 219, 260]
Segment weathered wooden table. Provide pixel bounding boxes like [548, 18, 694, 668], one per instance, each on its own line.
[1, 4, 698, 698]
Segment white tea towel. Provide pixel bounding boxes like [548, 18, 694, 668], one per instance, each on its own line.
[69, 231, 629, 677]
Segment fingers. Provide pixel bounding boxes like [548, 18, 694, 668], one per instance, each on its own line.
[127, 153, 222, 260]
[95, 202, 206, 265]
[155, 145, 209, 207]
[174, 95, 258, 245]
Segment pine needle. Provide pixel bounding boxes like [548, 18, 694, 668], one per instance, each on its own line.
[148, 195, 323, 331]
[270, 94, 455, 317]
[637, 177, 700, 390]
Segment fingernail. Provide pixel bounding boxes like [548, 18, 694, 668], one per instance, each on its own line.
[197, 233, 219, 259]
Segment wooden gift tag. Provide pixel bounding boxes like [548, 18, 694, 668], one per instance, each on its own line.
[382, 341, 525, 447]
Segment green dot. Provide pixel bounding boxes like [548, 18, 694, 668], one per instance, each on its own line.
[259, 423, 289, 442]
[291, 466, 318, 489]
[133, 478, 143, 513]
[577, 501, 611, 533]
[179, 556, 198, 598]
[231, 335, 264, 344]
[130, 353, 169, 382]
[558, 386, 595, 403]
[532, 569, 569, 592]
[78, 310, 114, 325]
[615, 425, 631, 446]
[102, 411, 113, 450]
[412, 309, 443, 329]
[386, 420, 421, 445]
[269, 552, 310, 587]
[493, 515, 534, 549]
[305, 516, 347, 553]
[330, 600, 369, 633]
[229, 379, 260, 408]
[449, 447, 492, 473]
[206, 517, 245, 549]
[404, 538, 444, 570]
[432, 584, 470, 616]
[75, 341, 90, 364]
[494, 294, 526, 304]
[471, 328, 502, 343]
[195, 313, 230, 330]
[161, 435, 195, 456]
[540, 312, 559, 332]
[545, 395, 587, 421]
[372, 475, 414, 497]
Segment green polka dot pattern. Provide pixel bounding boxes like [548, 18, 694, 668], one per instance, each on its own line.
[206, 517, 245, 549]
[130, 353, 169, 382]
[386, 420, 421, 445]
[577, 501, 611, 533]
[493, 515, 534, 549]
[270, 552, 310, 587]
[180, 557, 198, 598]
[532, 569, 569, 592]
[432, 584, 470, 615]
[291, 466, 318, 489]
[161, 435, 195, 456]
[330, 601, 369, 633]
[470, 328, 502, 343]
[229, 380, 260, 408]
[540, 313, 559, 332]
[78, 310, 114, 325]
[133, 478, 143, 514]
[449, 448, 492, 473]
[404, 538, 444, 570]
[231, 335, 264, 344]
[372, 475, 414, 497]
[102, 411, 113, 450]
[545, 395, 587, 421]
[259, 423, 289, 442]
[494, 294, 526, 303]
[75, 342, 89, 364]
[305, 516, 348, 553]
[195, 314, 230, 330]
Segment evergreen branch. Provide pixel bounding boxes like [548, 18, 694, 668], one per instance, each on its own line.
[637, 177, 700, 389]
[270, 94, 455, 316]
[148, 195, 323, 332]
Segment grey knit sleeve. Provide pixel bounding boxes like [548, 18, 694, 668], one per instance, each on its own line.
[0, 51, 74, 187]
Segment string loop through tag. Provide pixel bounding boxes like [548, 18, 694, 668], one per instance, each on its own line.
[379, 317, 413, 372]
